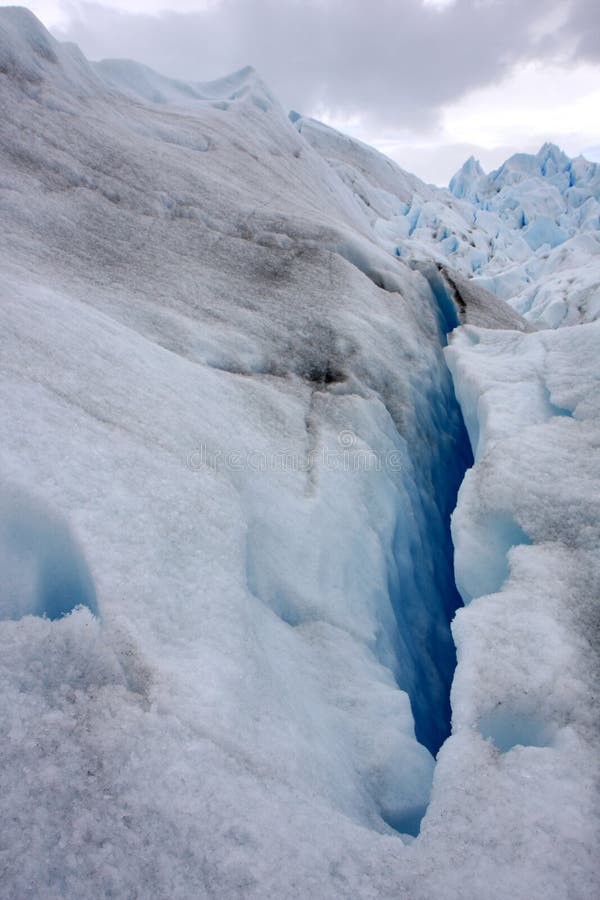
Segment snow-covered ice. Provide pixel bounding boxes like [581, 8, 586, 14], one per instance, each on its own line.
[444, 321, 599, 896]
[291, 114, 600, 328]
[0, 8, 598, 899]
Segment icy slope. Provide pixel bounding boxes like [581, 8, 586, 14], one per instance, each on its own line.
[92, 52, 600, 329]
[0, 8, 598, 899]
[93, 59, 273, 109]
[289, 115, 600, 327]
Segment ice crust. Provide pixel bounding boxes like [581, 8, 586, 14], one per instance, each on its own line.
[0, 9, 598, 899]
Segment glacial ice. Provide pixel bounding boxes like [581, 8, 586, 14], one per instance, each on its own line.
[292, 112, 600, 328]
[0, 8, 598, 900]
[0, 482, 97, 621]
[445, 321, 599, 899]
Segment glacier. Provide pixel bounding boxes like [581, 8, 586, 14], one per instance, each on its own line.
[293, 113, 600, 329]
[0, 8, 598, 900]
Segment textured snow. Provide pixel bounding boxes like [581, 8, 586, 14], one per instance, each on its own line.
[445, 320, 599, 895]
[0, 8, 598, 900]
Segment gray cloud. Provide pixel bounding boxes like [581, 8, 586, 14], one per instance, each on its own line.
[54, 0, 600, 131]
[567, 0, 600, 62]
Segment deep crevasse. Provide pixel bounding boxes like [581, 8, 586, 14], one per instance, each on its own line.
[242, 272, 474, 836]
[0, 262, 474, 850]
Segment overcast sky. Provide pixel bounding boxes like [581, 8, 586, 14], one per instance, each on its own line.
[10, 0, 600, 184]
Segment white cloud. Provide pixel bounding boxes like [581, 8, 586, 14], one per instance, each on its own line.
[442, 61, 600, 148]
[321, 59, 600, 184]
[422, 0, 457, 9]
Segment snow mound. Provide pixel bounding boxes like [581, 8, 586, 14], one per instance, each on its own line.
[94, 59, 276, 113]
[291, 113, 434, 207]
[0, 5, 101, 99]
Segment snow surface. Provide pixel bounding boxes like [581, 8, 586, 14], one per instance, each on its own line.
[0, 8, 598, 900]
